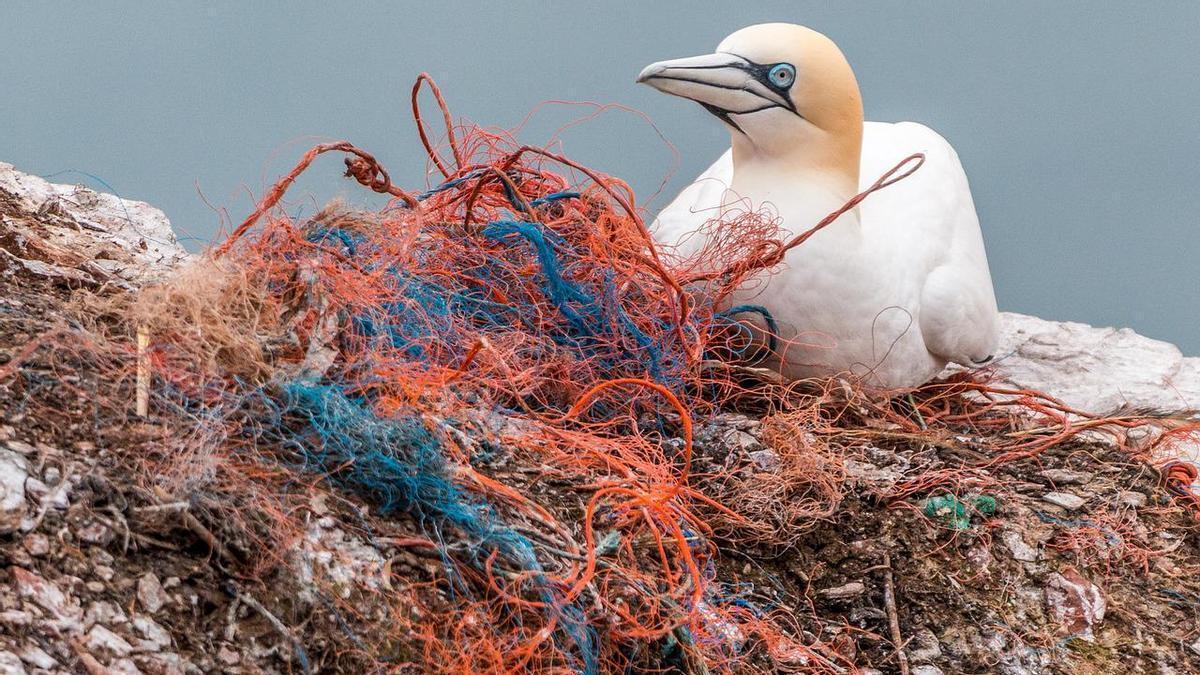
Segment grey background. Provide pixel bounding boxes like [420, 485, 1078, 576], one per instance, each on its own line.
[3, 2, 1197, 353]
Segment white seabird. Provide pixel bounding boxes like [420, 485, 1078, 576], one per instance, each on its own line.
[638, 23, 1000, 390]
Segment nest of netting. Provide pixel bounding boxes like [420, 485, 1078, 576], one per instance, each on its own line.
[71, 75, 1200, 673]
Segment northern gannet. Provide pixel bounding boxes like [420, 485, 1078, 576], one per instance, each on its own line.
[638, 23, 1000, 390]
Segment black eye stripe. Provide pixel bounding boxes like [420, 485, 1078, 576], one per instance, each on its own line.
[716, 53, 799, 112]
[678, 52, 804, 130]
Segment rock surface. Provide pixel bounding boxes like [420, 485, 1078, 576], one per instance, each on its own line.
[1044, 568, 1107, 641]
[988, 312, 1200, 414]
[0, 162, 187, 286]
[0, 449, 29, 534]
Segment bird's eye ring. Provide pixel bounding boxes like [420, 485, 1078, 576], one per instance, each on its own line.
[768, 63, 796, 88]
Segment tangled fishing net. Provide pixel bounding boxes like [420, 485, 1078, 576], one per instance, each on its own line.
[58, 75, 1200, 673]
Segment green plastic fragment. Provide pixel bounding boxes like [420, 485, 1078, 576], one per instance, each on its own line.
[971, 495, 998, 516]
[921, 493, 999, 529]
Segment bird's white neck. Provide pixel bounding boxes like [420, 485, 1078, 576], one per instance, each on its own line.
[728, 128, 863, 234]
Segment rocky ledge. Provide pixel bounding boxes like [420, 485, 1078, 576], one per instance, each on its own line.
[0, 162, 187, 287]
[1, 161, 1198, 674]
[990, 313, 1199, 415]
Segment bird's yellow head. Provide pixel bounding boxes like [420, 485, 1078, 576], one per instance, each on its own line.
[638, 23, 863, 183]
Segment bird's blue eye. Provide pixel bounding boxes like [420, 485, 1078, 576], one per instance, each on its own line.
[768, 63, 796, 89]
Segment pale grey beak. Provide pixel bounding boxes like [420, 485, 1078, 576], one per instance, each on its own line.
[636, 52, 791, 114]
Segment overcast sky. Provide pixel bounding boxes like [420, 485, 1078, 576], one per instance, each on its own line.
[2, 2, 1197, 353]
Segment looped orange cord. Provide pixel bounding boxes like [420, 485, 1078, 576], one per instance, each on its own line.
[557, 377, 694, 486]
[412, 72, 464, 178]
[1163, 460, 1197, 486]
[215, 141, 419, 255]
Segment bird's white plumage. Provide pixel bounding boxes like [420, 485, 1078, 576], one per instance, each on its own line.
[640, 23, 1000, 389]
[653, 121, 999, 389]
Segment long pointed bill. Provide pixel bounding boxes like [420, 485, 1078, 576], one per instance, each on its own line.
[636, 52, 791, 116]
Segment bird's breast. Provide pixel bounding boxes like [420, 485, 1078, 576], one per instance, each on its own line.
[716, 187, 939, 387]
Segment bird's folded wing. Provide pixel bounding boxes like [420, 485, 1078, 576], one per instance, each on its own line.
[861, 121, 1000, 364]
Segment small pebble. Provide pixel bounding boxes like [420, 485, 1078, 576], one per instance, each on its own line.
[84, 625, 134, 658]
[1039, 469, 1092, 485]
[1118, 491, 1148, 509]
[7, 548, 33, 567]
[818, 581, 866, 600]
[909, 627, 943, 662]
[23, 533, 50, 556]
[17, 644, 57, 669]
[77, 522, 112, 544]
[1042, 491, 1086, 511]
[1002, 530, 1040, 562]
[746, 449, 780, 472]
[137, 573, 167, 613]
[0, 610, 33, 627]
[4, 440, 36, 455]
[0, 651, 26, 675]
[217, 646, 241, 666]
